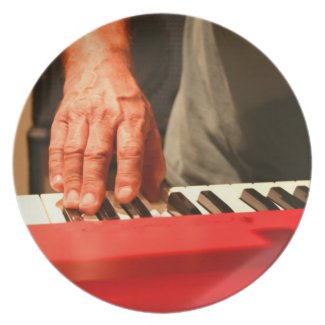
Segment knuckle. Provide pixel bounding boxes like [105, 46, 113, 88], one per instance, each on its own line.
[68, 108, 87, 121]
[129, 118, 146, 132]
[50, 120, 67, 138]
[64, 141, 85, 156]
[92, 107, 121, 125]
[124, 111, 147, 130]
[82, 175, 105, 188]
[52, 101, 66, 117]
[54, 109, 67, 123]
[64, 173, 82, 185]
[116, 172, 141, 186]
[118, 141, 143, 159]
[48, 145, 62, 155]
[125, 109, 146, 121]
[84, 147, 109, 162]
[49, 156, 62, 169]
[63, 98, 90, 119]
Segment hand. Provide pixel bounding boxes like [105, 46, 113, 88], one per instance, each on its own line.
[49, 62, 166, 215]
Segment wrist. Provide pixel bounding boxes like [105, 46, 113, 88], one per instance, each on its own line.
[63, 19, 131, 86]
[64, 53, 129, 88]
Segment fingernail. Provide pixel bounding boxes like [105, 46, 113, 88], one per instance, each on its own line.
[65, 190, 79, 205]
[80, 193, 96, 207]
[52, 175, 63, 186]
[118, 186, 133, 199]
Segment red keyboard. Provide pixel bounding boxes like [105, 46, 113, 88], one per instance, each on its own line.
[18, 181, 308, 312]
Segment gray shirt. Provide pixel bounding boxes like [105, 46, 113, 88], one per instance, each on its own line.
[164, 17, 311, 186]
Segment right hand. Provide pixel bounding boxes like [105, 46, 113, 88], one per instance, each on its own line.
[49, 61, 166, 215]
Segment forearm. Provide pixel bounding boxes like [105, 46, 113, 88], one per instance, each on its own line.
[50, 19, 165, 212]
[62, 19, 132, 93]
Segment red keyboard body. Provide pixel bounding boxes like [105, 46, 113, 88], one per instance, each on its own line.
[28, 209, 302, 312]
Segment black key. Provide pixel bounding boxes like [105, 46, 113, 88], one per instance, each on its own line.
[63, 208, 83, 222]
[121, 197, 152, 218]
[267, 187, 305, 209]
[167, 192, 202, 216]
[293, 185, 309, 203]
[198, 190, 234, 213]
[240, 188, 279, 211]
[96, 197, 119, 220]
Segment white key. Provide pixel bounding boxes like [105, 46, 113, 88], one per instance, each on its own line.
[276, 180, 310, 201]
[17, 195, 51, 225]
[137, 193, 171, 217]
[295, 180, 311, 188]
[250, 182, 276, 196]
[106, 192, 131, 220]
[182, 185, 210, 214]
[243, 181, 310, 208]
[273, 180, 310, 195]
[275, 180, 310, 194]
[82, 214, 100, 222]
[40, 193, 66, 223]
[161, 186, 180, 202]
[208, 184, 254, 212]
[273, 181, 297, 194]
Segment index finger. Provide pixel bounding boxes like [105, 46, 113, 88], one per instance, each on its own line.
[49, 113, 68, 191]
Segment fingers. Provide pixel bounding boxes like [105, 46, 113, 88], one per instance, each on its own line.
[50, 110, 115, 214]
[141, 127, 166, 202]
[114, 96, 166, 204]
[79, 122, 115, 214]
[115, 117, 145, 203]
[49, 113, 68, 192]
[62, 117, 88, 209]
[49, 94, 165, 214]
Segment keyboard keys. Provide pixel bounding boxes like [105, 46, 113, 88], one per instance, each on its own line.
[63, 208, 83, 222]
[19, 180, 310, 225]
[274, 180, 310, 194]
[208, 184, 255, 212]
[198, 190, 234, 213]
[267, 187, 305, 209]
[82, 214, 100, 222]
[106, 192, 131, 220]
[41, 193, 67, 223]
[17, 195, 50, 225]
[182, 186, 211, 214]
[293, 185, 309, 203]
[167, 192, 202, 216]
[96, 197, 119, 220]
[121, 197, 152, 218]
[41, 193, 100, 223]
[163, 186, 210, 214]
[137, 193, 171, 217]
[240, 188, 279, 211]
[249, 182, 276, 196]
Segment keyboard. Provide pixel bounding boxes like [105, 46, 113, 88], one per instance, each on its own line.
[17, 180, 309, 312]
